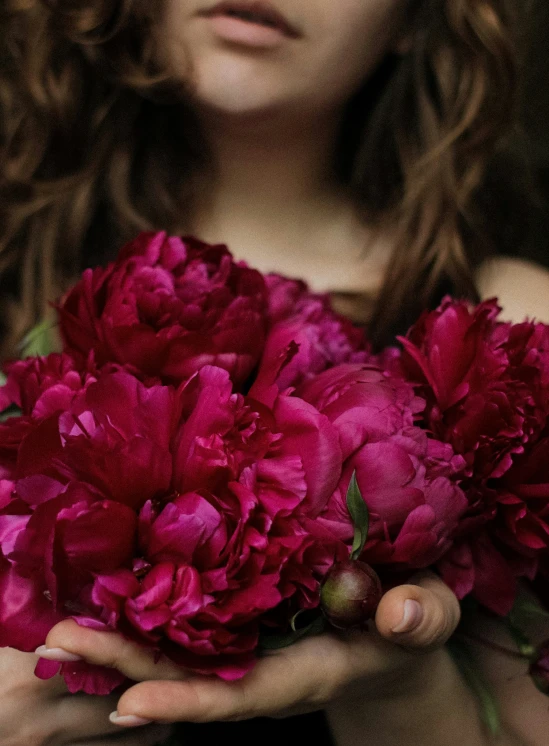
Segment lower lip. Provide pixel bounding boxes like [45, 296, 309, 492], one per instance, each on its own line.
[204, 14, 291, 48]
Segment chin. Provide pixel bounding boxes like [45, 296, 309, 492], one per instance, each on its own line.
[185, 52, 296, 116]
[190, 89, 287, 118]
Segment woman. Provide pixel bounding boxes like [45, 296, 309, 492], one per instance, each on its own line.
[1, 1, 549, 744]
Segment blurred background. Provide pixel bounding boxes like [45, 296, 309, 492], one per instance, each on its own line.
[514, 0, 549, 266]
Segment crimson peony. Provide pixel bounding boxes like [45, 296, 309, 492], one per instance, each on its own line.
[400, 298, 549, 482]
[58, 232, 268, 388]
[400, 298, 549, 614]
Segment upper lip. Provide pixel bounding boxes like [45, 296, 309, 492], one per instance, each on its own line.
[199, 1, 301, 38]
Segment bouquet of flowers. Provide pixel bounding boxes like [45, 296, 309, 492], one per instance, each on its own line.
[1, 232, 549, 704]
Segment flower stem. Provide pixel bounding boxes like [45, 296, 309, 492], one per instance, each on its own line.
[457, 630, 530, 661]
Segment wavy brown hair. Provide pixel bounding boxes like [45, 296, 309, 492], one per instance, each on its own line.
[0, 0, 519, 353]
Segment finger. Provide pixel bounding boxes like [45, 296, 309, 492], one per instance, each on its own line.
[112, 633, 362, 723]
[375, 571, 461, 650]
[41, 619, 188, 683]
[112, 627, 415, 724]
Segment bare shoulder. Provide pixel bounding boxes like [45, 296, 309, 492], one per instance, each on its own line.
[476, 256, 549, 323]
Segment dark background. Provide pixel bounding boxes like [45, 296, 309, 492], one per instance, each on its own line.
[513, 0, 549, 266]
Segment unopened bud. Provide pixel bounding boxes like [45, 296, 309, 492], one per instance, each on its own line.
[320, 559, 382, 630]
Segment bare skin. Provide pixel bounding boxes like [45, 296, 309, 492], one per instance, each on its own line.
[0, 648, 174, 746]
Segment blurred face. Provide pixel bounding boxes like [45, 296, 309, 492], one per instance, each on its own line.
[162, 0, 410, 118]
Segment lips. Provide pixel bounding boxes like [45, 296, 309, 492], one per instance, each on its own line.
[200, 1, 301, 38]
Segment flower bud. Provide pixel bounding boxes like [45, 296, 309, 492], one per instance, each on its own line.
[529, 642, 549, 695]
[320, 559, 382, 630]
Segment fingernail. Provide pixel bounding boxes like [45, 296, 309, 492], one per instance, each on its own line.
[34, 645, 83, 662]
[391, 599, 423, 634]
[109, 712, 153, 727]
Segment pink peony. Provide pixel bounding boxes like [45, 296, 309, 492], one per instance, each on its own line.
[298, 364, 467, 570]
[58, 233, 268, 388]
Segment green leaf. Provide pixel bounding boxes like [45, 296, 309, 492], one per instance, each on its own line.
[448, 637, 501, 737]
[0, 370, 22, 421]
[259, 614, 327, 651]
[346, 472, 369, 561]
[0, 371, 20, 421]
[511, 598, 549, 623]
[0, 405, 22, 422]
[18, 319, 60, 358]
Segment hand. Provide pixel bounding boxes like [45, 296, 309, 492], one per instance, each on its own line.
[40, 572, 461, 728]
[0, 646, 174, 746]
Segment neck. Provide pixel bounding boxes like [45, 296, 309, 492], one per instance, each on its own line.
[189, 106, 354, 245]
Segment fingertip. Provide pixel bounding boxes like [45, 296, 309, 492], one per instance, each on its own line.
[375, 579, 460, 650]
[109, 711, 153, 727]
[117, 679, 180, 721]
[375, 583, 423, 638]
[45, 617, 83, 649]
[34, 644, 83, 662]
[390, 599, 424, 635]
[48, 617, 80, 634]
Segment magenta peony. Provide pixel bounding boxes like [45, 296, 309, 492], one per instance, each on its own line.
[0, 365, 346, 691]
[0, 354, 100, 482]
[5, 231, 549, 698]
[58, 232, 268, 388]
[259, 275, 368, 390]
[298, 364, 467, 570]
[0, 353, 96, 419]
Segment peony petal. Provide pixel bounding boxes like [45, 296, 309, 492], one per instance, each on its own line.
[0, 558, 63, 650]
[273, 395, 341, 516]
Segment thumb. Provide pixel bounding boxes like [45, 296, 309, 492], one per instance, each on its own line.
[375, 571, 461, 651]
